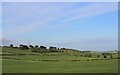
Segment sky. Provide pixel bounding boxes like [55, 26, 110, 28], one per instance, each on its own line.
[1, 2, 118, 51]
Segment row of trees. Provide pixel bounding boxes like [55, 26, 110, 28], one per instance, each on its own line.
[9, 44, 65, 52]
[9, 44, 113, 58]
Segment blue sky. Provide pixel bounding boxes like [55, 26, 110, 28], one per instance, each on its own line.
[2, 2, 118, 51]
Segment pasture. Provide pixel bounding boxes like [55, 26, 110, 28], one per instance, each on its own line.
[1, 47, 119, 73]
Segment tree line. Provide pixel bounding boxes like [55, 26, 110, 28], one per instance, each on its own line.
[9, 44, 65, 53]
[4, 44, 115, 59]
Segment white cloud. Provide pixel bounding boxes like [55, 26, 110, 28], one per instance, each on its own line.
[58, 2, 118, 23]
[4, 21, 47, 36]
[3, 2, 117, 36]
[3, 2, 74, 26]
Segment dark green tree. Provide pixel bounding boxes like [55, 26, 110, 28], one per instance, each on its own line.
[110, 55, 113, 58]
[39, 46, 47, 52]
[97, 55, 100, 58]
[10, 44, 13, 48]
[29, 45, 34, 49]
[49, 46, 57, 52]
[35, 45, 39, 48]
[19, 44, 29, 50]
[104, 55, 107, 58]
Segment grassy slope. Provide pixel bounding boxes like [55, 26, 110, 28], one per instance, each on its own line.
[2, 47, 119, 73]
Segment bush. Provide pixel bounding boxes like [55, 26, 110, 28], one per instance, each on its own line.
[104, 55, 107, 58]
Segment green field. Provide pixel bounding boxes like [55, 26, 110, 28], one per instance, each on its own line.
[2, 47, 119, 73]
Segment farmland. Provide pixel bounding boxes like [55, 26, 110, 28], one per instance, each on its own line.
[1, 47, 119, 73]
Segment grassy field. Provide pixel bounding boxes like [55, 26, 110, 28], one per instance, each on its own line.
[2, 47, 119, 73]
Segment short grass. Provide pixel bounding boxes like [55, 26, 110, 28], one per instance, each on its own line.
[2, 47, 119, 73]
[2, 59, 118, 73]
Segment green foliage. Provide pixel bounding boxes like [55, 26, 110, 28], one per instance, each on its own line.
[19, 44, 29, 50]
[10, 44, 13, 48]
